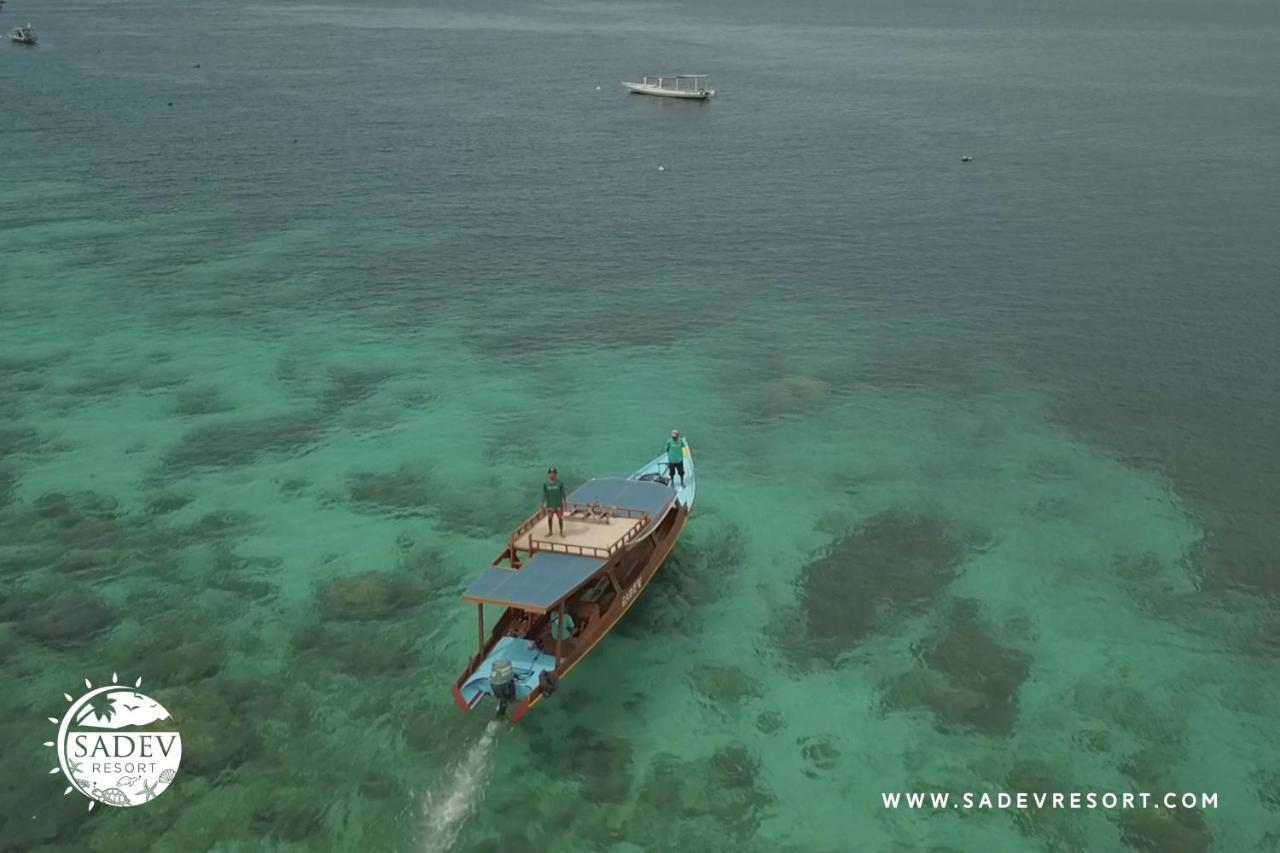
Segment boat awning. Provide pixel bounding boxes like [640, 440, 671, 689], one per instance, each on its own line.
[568, 479, 674, 518]
[463, 552, 605, 613]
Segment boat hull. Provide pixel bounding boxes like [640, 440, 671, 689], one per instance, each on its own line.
[453, 447, 695, 720]
[622, 82, 713, 100]
[506, 502, 686, 720]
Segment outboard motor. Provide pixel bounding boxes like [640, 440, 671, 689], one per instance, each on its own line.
[490, 658, 516, 718]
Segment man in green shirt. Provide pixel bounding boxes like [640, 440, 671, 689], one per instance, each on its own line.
[542, 467, 567, 536]
[665, 429, 687, 488]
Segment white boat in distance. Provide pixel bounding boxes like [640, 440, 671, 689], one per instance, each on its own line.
[9, 23, 37, 44]
[622, 75, 715, 100]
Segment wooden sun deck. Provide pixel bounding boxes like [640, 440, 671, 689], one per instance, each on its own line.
[508, 503, 650, 561]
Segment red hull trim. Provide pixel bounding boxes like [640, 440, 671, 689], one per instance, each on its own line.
[509, 697, 533, 722]
[452, 684, 481, 712]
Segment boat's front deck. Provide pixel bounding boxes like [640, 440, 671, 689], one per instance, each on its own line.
[506, 480, 676, 561]
[517, 513, 642, 557]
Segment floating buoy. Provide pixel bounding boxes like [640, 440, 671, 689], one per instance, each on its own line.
[596, 86, 601, 91]
[961, 155, 973, 162]
[658, 165, 666, 172]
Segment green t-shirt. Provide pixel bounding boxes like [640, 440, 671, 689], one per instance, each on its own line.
[543, 480, 566, 509]
[666, 437, 685, 463]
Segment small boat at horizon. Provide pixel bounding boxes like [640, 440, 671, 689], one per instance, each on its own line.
[9, 23, 37, 45]
[622, 74, 715, 100]
[452, 442, 695, 721]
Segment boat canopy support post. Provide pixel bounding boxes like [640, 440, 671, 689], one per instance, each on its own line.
[476, 604, 485, 657]
[555, 600, 565, 667]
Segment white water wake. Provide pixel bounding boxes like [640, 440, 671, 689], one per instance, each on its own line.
[419, 720, 500, 853]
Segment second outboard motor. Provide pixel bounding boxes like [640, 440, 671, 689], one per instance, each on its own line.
[490, 658, 516, 718]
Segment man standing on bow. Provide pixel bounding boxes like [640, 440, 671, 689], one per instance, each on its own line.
[542, 467, 567, 536]
[664, 429, 687, 488]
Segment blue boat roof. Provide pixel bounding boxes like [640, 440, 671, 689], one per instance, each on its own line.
[463, 551, 605, 613]
[568, 478, 674, 518]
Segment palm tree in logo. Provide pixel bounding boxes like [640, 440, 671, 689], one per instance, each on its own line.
[78, 693, 118, 726]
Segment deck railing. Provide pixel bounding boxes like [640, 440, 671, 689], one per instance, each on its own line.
[506, 504, 651, 562]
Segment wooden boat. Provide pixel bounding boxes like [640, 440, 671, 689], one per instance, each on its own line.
[8, 24, 37, 45]
[622, 75, 715, 100]
[452, 441, 695, 721]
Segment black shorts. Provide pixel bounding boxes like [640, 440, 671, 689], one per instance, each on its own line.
[667, 461, 685, 477]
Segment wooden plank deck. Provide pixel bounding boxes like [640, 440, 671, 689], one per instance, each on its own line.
[518, 514, 643, 556]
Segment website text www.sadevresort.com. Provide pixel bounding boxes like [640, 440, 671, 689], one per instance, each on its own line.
[883, 791, 1219, 811]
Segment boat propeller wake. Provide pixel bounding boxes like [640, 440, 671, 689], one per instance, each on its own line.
[419, 721, 500, 853]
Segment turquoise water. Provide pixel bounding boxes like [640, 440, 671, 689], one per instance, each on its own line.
[3, 0, 1279, 850]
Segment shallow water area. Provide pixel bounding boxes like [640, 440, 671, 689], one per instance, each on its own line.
[3, 0, 1279, 850]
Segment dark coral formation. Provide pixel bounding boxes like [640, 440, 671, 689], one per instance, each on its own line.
[1119, 745, 1175, 790]
[880, 599, 1030, 736]
[315, 367, 392, 416]
[688, 664, 763, 711]
[571, 730, 634, 804]
[1119, 808, 1211, 853]
[29, 491, 129, 551]
[209, 573, 277, 603]
[145, 491, 193, 516]
[137, 369, 188, 391]
[13, 590, 114, 649]
[291, 620, 421, 674]
[162, 411, 323, 472]
[618, 522, 747, 639]
[250, 790, 326, 843]
[174, 384, 236, 416]
[482, 415, 541, 466]
[709, 744, 761, 790]
[318, 570, 427, 620]
[430, 476, 535, 539]
[633, 746, 773, 842]
[346, 466, 434, 516]
[798, 736, 841, 777]
[1067, 682, 1185, 746]
[0, 716, 96, 850]
[163, 370, 388, 476]
[790, 511, 970, 664]
[65, 370, 133, 397]
[157, 684, 260, 777]
[401, 703, 468, 761]
[129, 628, 226, 685]
[1071, 727, 1111, 754]
[750, 374, 837, 421]
[1256, 769, 1280, 811]
[278, 477, 309, 495]
[756, 710, 786, 735]
[184, 510, 256, 539]
[522, 724, 635, 805]
[0, 466, 15, 509]
[0, 425, 41, 460]
[1006, 759, 1086, 850]
[49, 548, 120, 577]
[853, 347, 987, 396]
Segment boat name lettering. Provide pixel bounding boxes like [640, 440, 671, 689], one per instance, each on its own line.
[621, 579, 643, 608]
